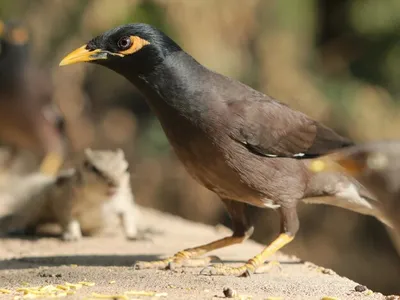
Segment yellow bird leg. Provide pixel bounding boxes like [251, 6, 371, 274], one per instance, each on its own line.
[201, 233, 294, 277]
[135, 234, 246, 270]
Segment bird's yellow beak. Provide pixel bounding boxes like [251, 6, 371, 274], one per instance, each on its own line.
[59, 45, 108, 66]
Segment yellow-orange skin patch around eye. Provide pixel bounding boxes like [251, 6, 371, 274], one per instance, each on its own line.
[10, 27, 29, 45]
[118, 36, 150, 56]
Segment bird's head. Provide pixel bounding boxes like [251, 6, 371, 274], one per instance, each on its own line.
[59, 23, 181, 77]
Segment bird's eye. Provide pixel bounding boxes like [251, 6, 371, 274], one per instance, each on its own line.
[117, 36, 132, 50]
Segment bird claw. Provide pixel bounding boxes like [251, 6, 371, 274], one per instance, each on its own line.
[200, 264, 253, 277]
[240, 269, 252, 278]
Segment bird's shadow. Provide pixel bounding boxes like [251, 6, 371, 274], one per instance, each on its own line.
[0, 254, 161, 270]
[0, 254, 302, 271]
[2, 227, 163, 241]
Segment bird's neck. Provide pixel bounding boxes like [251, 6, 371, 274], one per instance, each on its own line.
[124, 51, 210, 119]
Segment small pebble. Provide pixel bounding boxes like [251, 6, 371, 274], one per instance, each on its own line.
[355, 285, 367, 292]
[321, 268, 336, 275]
[223, 287, 237, 298]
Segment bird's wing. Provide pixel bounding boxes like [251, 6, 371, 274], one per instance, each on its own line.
[228, 97, 353, 158]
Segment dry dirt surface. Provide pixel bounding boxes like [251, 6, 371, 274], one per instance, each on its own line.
[0, 207, 391, 300]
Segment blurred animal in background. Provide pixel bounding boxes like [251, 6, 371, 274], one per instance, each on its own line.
[308, 141, 400, 256]
[0, 146, 57, 220]
[0, 148, 138, 241]
[0, 19, 67, 176]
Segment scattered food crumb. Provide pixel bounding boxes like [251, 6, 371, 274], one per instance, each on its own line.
[0, 288, 11, 294]
[79, 282, 96, 287]
[125, 290, 168, 297]
[364, 289, 374, 296]
[89, 293, 128, 300]
[265, 297, 283, 300]
[65, 282, 83, 289]
[321, 297, 340, 300]
[70, 264, 78, 268]
[10, 281, 93, 299]
[355, 285, 367, 292]
[108, 280, 116, 284]
[167, 284, 177, 289]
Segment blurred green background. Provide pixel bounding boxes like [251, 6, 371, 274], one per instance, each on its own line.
[1, 0, 399, 294]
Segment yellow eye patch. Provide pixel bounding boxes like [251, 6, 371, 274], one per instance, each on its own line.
[119, 36, 150, 56]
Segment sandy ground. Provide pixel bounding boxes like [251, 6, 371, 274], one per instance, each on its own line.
[0, 207, 393, 300]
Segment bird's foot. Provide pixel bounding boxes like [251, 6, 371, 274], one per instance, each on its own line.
[200, 263, 254, 277]
[134, 250, 220, 270]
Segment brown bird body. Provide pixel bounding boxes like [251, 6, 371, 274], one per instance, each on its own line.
[60, 23, 389, 276]
[143, 54, 353, 208]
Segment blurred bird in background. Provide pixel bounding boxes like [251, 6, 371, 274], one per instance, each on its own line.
[0, 19, 67, 176]
[308, 141, 400, 256]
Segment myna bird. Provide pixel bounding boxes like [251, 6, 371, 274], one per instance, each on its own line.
[59, 23, 389, 277]
[0, 20, 66, 175]
[308, 141, 400, 255]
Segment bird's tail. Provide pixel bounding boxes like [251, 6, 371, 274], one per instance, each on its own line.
[349, 175, 394, 227]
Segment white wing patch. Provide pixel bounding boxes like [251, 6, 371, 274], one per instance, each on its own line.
[263, 153, 304, 158]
